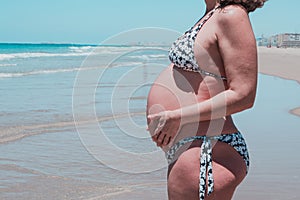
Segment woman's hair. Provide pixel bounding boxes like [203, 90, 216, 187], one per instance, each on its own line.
[217, 0, 267, 12]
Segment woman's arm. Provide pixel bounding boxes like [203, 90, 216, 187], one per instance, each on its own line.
[173, 6, 257, 124]
[148, 6, 257, 145]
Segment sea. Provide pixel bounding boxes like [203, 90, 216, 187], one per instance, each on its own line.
[0, 43, 299, 200]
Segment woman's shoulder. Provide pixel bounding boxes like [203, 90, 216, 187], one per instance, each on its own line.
[216, 4, 250, 29]
[217, 4, 249, 23]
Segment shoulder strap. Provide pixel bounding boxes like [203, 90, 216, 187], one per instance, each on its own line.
[193, 5, 220, 32]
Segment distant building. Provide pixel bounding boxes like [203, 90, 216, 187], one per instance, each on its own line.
[257, 33, 300, 48]
[276, 33, 300, 48]
[256, 36, 269, 47]
[268, 35, 278, 47]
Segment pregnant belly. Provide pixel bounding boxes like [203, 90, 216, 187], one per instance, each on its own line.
[146, 64, 236, 141]
[147, 65, 200, 116]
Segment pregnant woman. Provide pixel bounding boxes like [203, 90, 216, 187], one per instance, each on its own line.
[146, 0, 267, 199]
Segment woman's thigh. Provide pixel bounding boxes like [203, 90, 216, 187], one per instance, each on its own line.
[167, 141, 247, 200]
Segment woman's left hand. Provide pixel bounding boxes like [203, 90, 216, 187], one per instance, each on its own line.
[147, 110, 180, 148]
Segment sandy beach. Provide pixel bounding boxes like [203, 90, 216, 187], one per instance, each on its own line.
[1, 0, 299, 197]
[258, 47, 300, 82]
[258, 47, 300, 117]
[0, 45, 299, 200]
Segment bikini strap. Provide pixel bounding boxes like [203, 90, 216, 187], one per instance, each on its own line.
[188, 5, 221, 33]
[192, 5, 227, 81]
[193, 5, 220, 33]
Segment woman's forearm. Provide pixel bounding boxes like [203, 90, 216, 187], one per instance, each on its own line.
[171, 89, 255, 125]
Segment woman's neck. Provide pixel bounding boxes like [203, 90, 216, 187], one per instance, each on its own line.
[205, 0, 218, 13]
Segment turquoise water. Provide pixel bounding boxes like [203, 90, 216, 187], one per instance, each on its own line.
[0, 43, 299, 199]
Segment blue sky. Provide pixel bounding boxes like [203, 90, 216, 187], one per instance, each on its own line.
[1, 0, 299, 44]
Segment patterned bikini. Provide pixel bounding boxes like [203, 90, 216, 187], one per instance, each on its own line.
[167, 5, 250, 200]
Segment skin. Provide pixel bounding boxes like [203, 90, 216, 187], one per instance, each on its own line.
[146, 0, 257, 199]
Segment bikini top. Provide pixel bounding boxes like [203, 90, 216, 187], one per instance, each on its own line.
[168, 6, 227, 81]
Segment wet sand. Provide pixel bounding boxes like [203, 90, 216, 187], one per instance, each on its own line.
[0, 128, 168, 200]
[0, 112, 144, 144]
[290, 107, 300, 118]
[258, 47, 300, 118]
[258, 47, 300, 82]
[1, 47, 299, 200]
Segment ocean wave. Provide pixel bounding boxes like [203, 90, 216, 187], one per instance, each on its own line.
[0, 49, 135, 61]
[129, 54, 167, 60]
[68, 46, 94, 53]
[0, 112, 144, 144]
[92, 46, 166, 55]
[93, 47, 141, 55]
[0, 62, 144, 78]
[0, 52, 92, 61]
[0, 63, 17, 67]
[111, 61, 144, 68]
[0, 46, 167, 61]
[0, 67, 96, 78]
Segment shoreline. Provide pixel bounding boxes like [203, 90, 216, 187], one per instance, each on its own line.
[258, 47, 300, 118]
[0, 112, 145, 144]
[1, 46, 299, 200]
[289, 107, 300, 118]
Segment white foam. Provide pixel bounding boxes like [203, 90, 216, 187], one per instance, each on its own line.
[0, 50, 131, 61]
[0, 46, 167, 61]
[69, 46, 94, 53]
[0, 61, 144, 78]
[0, 67, 98, 78]
[0, 63, 17, 67]
[0, 52, 92, 61]
[111, 62, 144, 68]
[149, 54, 167, 58]
[129, 54, 167, 60]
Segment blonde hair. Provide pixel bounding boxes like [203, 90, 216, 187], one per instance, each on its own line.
[218, 0, 267, 12]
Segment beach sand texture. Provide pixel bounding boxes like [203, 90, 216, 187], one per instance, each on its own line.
[258, 47, 300, 117]
[0, 46, 299, 200]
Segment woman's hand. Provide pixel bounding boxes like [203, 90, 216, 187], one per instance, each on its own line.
[147, 110, 180, 148]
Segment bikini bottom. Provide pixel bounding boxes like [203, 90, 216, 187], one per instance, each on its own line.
[166, 132, 250, 200]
